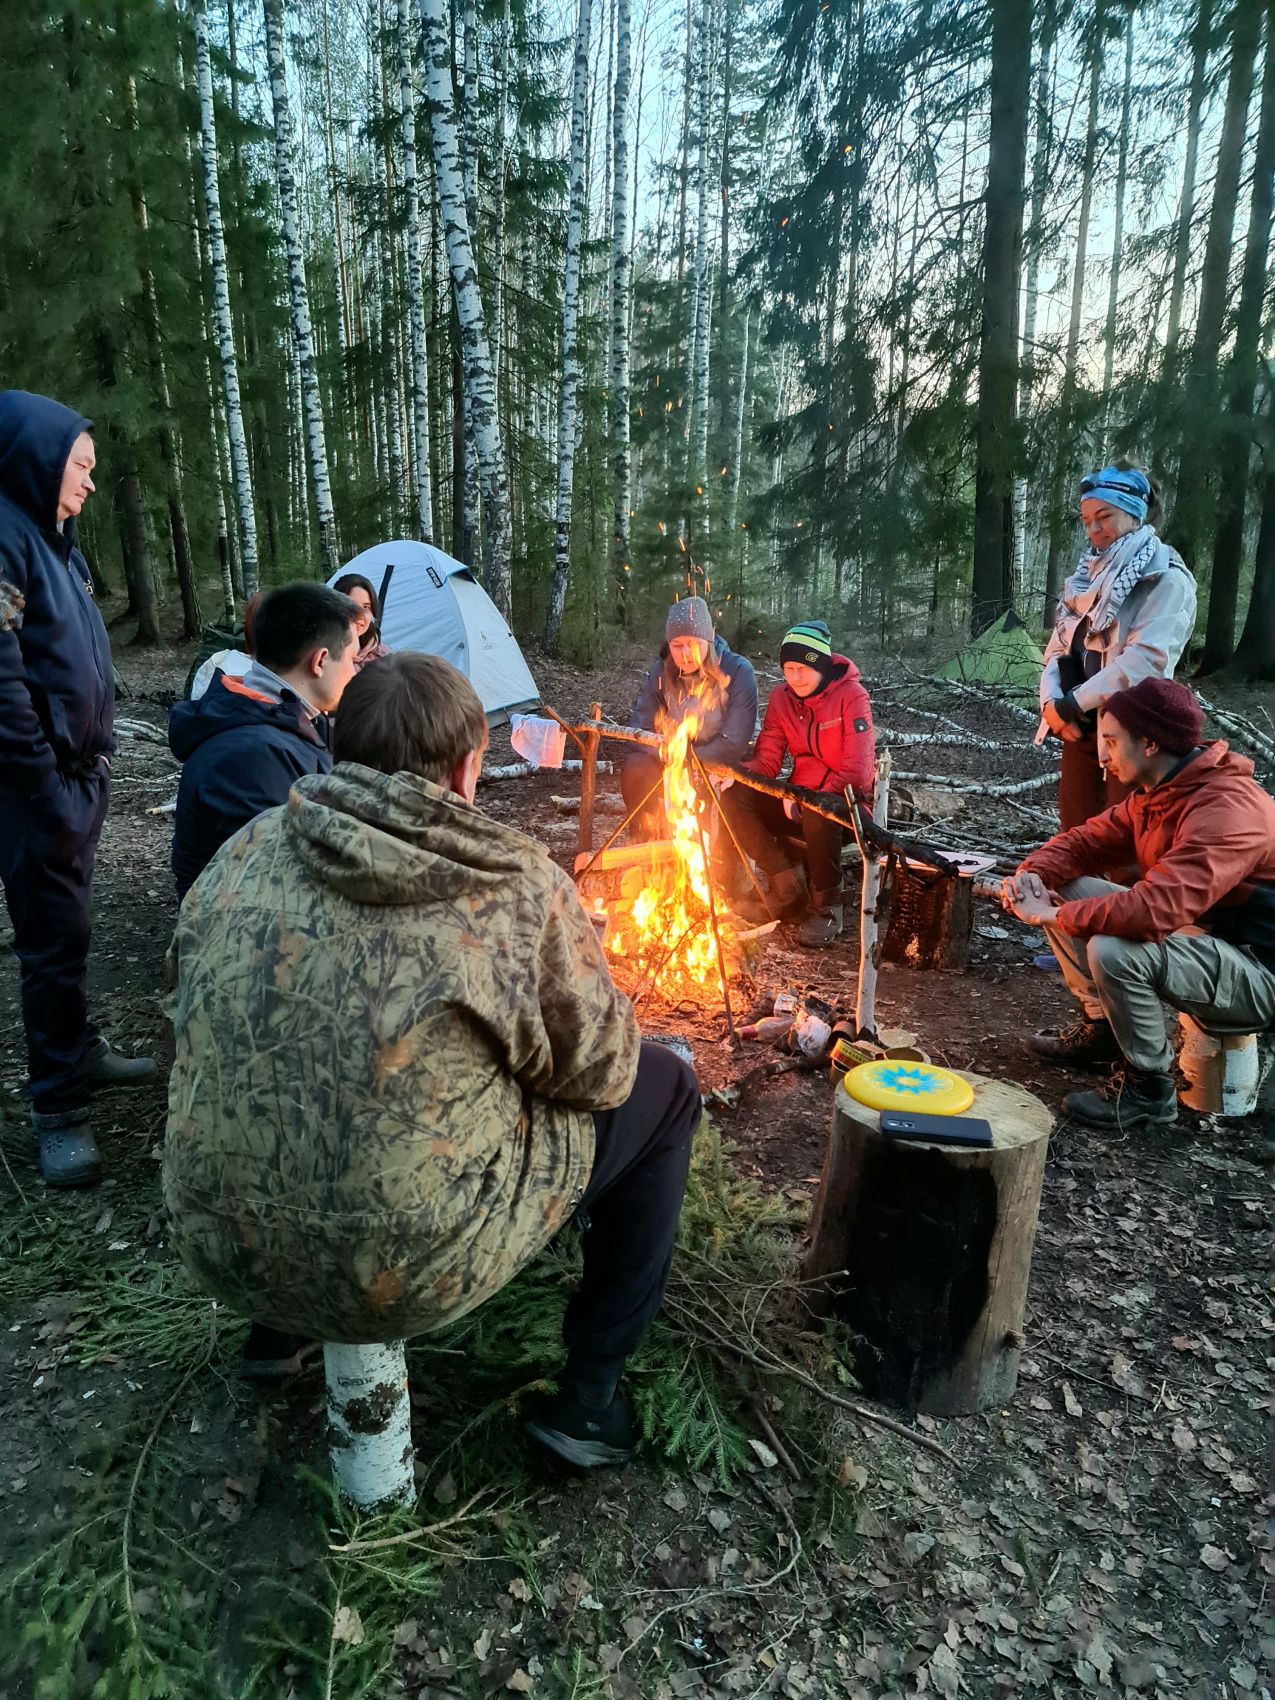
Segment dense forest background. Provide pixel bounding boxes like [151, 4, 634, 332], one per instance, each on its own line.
[1, 0, 1272, 676]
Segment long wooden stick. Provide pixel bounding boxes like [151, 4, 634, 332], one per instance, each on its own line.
[689, 746, 771, 913]
[576, 702, 603, 857]
[694, 804, 737, 1045]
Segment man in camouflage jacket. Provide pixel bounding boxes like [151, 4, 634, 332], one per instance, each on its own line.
[164, 652, 700, 1467]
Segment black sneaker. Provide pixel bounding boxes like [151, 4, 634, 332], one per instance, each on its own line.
[524, 1385, 636, 1468]
[1026, 1018, 1122, 1068]
[239, 1322, 312, 1381]
[1062, 1069, 1178, 1132]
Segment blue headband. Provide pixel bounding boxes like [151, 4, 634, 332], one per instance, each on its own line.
[1079, 467, 1149, 525]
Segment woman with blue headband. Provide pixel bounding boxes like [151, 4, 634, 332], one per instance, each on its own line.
[1039, 462, 1196, 828]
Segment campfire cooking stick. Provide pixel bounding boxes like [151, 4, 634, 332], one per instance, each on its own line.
[572, 771, 666, 885]
[689, 747, 771, 915]
[693, 802, 739, 1047]
[538, 703, 588, 756]
[577, 704, 604, 856]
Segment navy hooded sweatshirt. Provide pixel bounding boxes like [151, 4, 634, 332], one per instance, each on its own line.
[168, 671, 333, 899]
[0, 391, 114, 796]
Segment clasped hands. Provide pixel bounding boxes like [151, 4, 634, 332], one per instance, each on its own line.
[1000, 870, 1060, 926]
[1041, 700, 1085, 743]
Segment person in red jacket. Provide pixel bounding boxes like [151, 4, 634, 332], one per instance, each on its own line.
[1001, 677, 1275, 1131]
[721, 620, 875, 947]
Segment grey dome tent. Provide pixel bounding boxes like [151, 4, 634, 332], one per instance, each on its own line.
[328, 540, 540, 725]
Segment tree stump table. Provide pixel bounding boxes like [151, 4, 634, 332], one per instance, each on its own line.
[804, 1072, 1052, 1416]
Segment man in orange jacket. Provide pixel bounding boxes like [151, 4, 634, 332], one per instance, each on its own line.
[1001, 677, 1275, 1130]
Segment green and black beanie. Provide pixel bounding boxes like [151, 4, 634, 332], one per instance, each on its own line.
[780, 620, 835, 680]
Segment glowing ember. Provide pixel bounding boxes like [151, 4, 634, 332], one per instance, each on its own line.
[605, 710, 734, 997]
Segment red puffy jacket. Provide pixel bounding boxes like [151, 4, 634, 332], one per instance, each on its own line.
[744, 656, 876, 800]
[1020, 741, 1275, 957]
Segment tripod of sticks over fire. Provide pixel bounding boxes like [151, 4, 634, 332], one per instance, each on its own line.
[542, 703, 991, 1047]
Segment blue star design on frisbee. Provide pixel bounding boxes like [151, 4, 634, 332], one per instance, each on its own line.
[878, 1064, 940, 1096]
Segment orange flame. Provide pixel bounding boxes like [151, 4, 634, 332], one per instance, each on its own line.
[604, 704, 733, 996]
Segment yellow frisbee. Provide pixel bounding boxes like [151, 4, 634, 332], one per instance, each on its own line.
[843, 1059, 975, 1116]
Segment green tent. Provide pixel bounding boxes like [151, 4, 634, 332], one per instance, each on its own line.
[936, 608, 1044, 701]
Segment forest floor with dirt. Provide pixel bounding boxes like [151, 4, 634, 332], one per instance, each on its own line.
[0, 604, 1270, 1700]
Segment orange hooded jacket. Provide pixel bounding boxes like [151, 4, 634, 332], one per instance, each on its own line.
[1020, 741, 1275, 967]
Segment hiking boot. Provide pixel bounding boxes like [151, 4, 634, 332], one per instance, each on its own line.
[794, 889, 844, 948]
[1062, 1069, 1178, 1132]
[77, 1037, 159, 1092]
[732, 865, 807, 925]
[524, 1384, 637, 1468]
[31, 1107, 102, 1188]
[1026, 1017, 1122, 1069]
[239, 1322, 312, 1381]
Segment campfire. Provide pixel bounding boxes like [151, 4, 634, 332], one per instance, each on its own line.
[582, 711, 742, 1002]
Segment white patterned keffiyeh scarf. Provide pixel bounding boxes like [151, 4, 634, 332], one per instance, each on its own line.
[1057, 524, 1170, 638]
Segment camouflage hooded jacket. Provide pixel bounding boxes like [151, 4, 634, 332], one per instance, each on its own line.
[163, 762, 640, 1343]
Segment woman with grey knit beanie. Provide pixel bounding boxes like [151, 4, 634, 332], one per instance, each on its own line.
[621, 596, 757, 839]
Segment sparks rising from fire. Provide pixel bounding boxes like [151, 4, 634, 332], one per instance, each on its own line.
[606, 709, 732, 995]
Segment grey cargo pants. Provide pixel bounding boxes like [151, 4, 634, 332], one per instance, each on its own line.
[1043, 877, 1275, 1073]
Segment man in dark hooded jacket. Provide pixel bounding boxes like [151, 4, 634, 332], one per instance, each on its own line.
[169, 582, 361, 901]
[0, 390, 157, 1188]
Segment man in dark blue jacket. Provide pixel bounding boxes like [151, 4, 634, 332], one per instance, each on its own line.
[169, 582, 361, 901]
[0, 390, 157, 1189]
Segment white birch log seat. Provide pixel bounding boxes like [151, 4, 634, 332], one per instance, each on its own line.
[1176, 1015, 1266, 1118]
[323, 1341, 415, 1509]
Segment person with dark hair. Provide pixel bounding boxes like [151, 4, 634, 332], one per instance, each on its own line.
[621, 596, 756, 839]
[1004, 678, 1275, 1130]
[721, 620, 875, 947]
[168, 581, 361, 900]
[332, 572, 393, 670]
[0, 390, 156, 1188]
[163, 652, 700, 1465]
[1039, 462, 1196, 829]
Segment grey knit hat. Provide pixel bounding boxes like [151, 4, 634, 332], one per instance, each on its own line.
[666, 595, 714, 646]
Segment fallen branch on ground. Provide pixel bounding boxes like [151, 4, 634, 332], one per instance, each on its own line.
[481, 759, 613, 783]
[892, 768, 1058, 796]
[114, 718, 168, 745]
[1195, 694, 1275, 765]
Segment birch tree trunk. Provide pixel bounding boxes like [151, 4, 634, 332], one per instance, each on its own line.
[1201, 8, 1274, 672]
[195, 0, 259, 598]
[1013, 7, 1056, 608]
[970, 0, 1031, 634]
[544, 0, 595, 650]
[610, 0, 633, 625]
[419, 0, 512, 615]
[1101, 11, 1134, 431]
[264, 0, 339, 575]
[459, 0, 481, 566]
[398, 0, 434, 541]
[1043, 10, 1105, 624]
[688, 0, 713, 549]
[1164, 1, 1214, 373]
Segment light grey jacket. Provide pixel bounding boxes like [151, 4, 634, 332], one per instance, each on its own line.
[1040, 549, 1196, 718]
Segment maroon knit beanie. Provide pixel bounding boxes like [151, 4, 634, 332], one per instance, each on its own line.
[1102, 677, 1204, 755]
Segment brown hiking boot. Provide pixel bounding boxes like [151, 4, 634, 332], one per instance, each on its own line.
[1026, 1018, 1122, 1069]
[732, 865, 807, 923]
[794, 890, 844, 948]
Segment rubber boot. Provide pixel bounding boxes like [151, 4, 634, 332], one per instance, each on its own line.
[78, 1037, 159, 1092]
[794, 889, 845, 948]
[31, 1106, 102, 1188]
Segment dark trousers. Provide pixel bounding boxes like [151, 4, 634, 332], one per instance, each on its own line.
[563, 1040, 700, 1369]
[619, 750, 667, 839]
[720, 782, 844, 895]
[0, 772, 108, 1115]
[1058, 732, 1130, 830]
